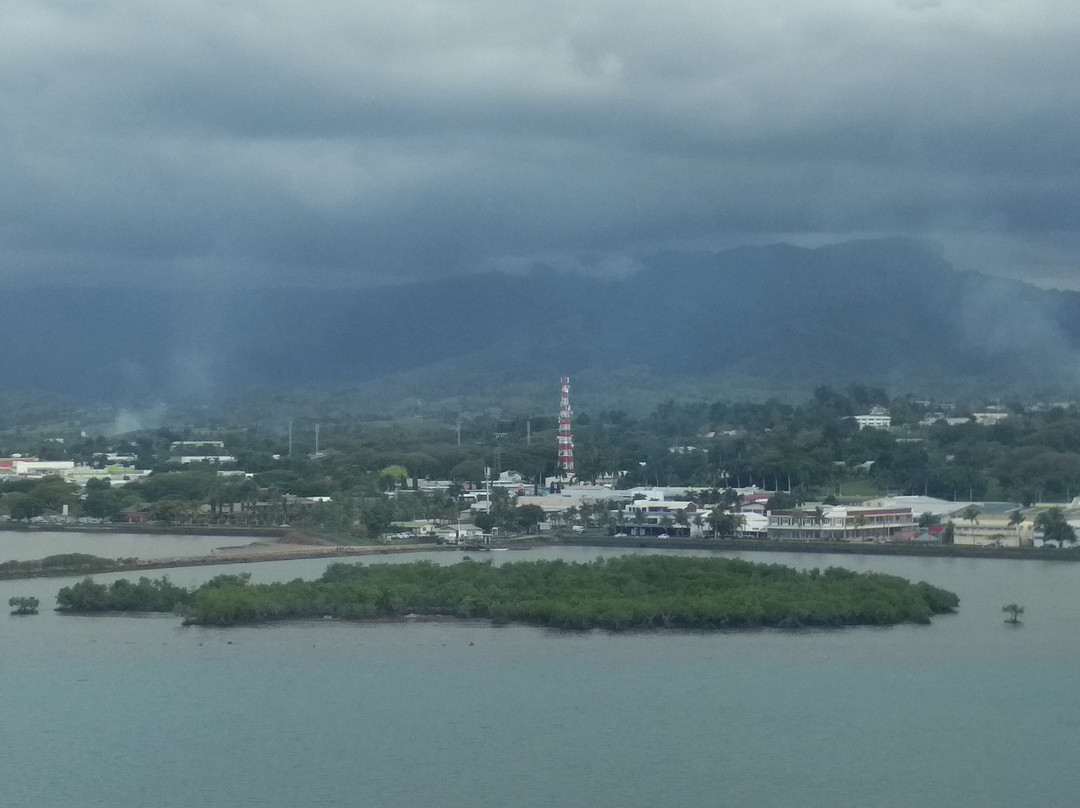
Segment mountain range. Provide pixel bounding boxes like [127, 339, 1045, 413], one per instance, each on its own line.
[4, 238, 1079, 410]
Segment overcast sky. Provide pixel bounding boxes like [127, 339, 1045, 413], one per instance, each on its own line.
[4, 0, 1080, 289]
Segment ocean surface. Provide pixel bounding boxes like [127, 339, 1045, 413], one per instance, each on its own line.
[0, 528, 243, 561]
[1, 541, 1078, 808]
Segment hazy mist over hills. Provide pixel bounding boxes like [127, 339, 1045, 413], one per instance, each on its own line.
[5, 239, 1079, 410]
[8, 2, 1080, 419]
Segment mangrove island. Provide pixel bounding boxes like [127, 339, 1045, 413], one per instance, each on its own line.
[54, 554, 959, 630]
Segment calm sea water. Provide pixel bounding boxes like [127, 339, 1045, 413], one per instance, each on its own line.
[1, 543, 1078, 808]
[0, 529, 242, 561]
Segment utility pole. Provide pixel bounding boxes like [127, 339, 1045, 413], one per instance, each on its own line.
[315, 423, 320, 456]
[288, 419, 293, 458]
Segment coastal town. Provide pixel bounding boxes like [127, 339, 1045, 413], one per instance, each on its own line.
[1, 381, 1078, 556]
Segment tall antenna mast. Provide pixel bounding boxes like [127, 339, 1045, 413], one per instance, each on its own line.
[558, 376, 575, 478]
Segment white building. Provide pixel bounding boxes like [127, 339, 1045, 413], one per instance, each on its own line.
[767, 505, 914, 542]
[11, 460, 76, 475]
[853, 409, 892, 430]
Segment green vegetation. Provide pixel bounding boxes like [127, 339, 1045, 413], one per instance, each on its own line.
[8, 596, 39, 615]
[1002, 603, 1024, 624]
[1033, 508, 1077, 546]
[0, 553, 128, 578]
[6, 384, 1080, 538]
[56, 576, 190, 613]
[54, 556, 959, 630]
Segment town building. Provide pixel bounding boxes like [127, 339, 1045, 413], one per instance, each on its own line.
[767, 505, 914, 542]
[853, 407, 892, 430]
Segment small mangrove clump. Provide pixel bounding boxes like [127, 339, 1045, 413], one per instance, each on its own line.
[54, 555, 960, 631]
[1002, 603, 1025, 624]
[9, 596, 40, 615]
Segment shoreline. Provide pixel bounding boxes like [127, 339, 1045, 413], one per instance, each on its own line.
[0, 522, 289, 538]
[557, 535, 1080, 561]
[0, 542, 454, 581]
[3, 531, 1079, 583]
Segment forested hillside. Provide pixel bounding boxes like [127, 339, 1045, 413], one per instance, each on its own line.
[3, 238, 1079, 406]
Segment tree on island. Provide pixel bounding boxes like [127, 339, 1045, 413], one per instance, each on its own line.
[9, 596, 39, 615]
[1002, 603, 1024, 624]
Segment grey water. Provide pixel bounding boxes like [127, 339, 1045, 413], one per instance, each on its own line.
[2, 544, 1078, 808]
[0, 529, 240, 561]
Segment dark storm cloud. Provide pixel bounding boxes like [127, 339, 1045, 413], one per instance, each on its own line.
[3, 0, 1080, 288]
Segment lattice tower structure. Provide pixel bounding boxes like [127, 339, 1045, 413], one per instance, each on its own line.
[558, 376, 575, 477]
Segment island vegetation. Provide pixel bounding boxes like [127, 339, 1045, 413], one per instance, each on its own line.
[54, 555, 959, 630]
[1002, 603, 1024, 624]
[0, 553, 132, 579]
[8, 596, 39, 615]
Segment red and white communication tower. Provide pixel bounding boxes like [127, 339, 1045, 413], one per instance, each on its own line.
[558, 376, 575, 478]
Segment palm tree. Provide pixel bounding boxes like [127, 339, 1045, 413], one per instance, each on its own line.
[708, 506, 725, 538]
[578, 502, 592, 528]
[961, 505, 980, 544]
[792, 507, 809, 540]
[812, 506, 826, 540]
[1034, 508, 1077, 546]
[729, 512, 746, 537]
[692, 513, 705, 538]
[852, 513, 867, 541]
[674, 510, 690, 536]
[1008, 508, 1024, 545]
[614, 500, 626, 529]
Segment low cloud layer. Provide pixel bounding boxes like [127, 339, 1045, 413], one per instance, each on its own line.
[4, 1, 1080, 288]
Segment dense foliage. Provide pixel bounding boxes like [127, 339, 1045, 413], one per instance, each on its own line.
[56, 576, 191, 613]
[8, 596, 39, 615]
[55, 556, 959, 630]
[0, 553, 125, 577]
